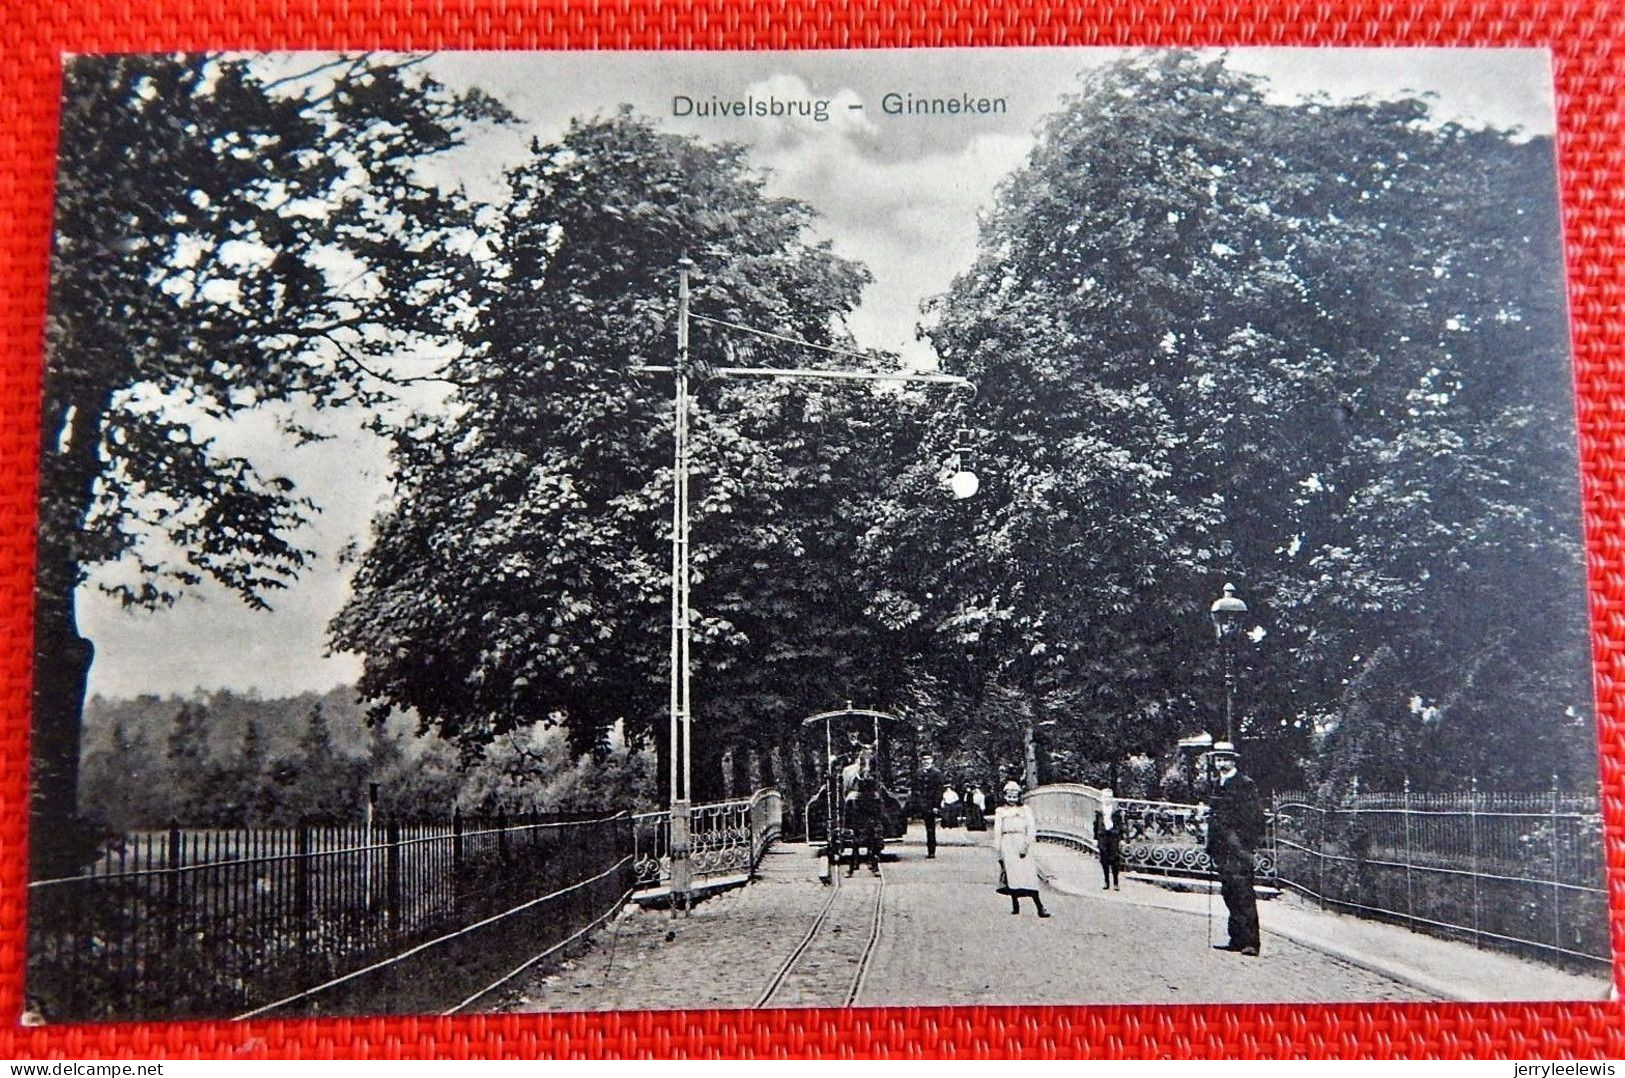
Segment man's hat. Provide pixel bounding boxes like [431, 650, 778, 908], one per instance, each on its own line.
[1210, 741, 1240, 759]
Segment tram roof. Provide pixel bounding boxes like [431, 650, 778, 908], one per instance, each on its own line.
[799, 707, 906, 729]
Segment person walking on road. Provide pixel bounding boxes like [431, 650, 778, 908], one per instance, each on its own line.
[915, 753, 946, 858]
[993, 781, 1050, 918]
[1204, 743, 1264, 956]
[1093, 786, 1125, 890]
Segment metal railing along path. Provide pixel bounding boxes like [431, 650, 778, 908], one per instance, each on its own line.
[1027, 781, 1607, 970]
[27, 811, 634, 1021]
[633, 787, 784, 893]
[1026, 783, 1276, 880]
[29, 789, 787, 1020]
[1271, 787, 1607, 968]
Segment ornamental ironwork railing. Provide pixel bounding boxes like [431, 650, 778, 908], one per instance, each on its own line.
[632, 787, 784, 892]
[1026, 783, 1276, 880]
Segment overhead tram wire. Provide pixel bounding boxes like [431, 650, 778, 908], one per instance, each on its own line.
[689, 313, 888, 364]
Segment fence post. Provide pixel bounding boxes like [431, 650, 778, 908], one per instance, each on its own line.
[1266, 793, 1277, 887]
[1469, 777, 1481, 949]
[1349, 774, 1361, 909]
[164, 820, 182, 948]
[451, 809, 464, 878]
[386, 819, 402, 937]
[497, 811, 509, 863]
[1403, 776, 1414, 928]
[295, 817, 312, 970]
[364, 783, 378, 907]
[1551, 774, 1562, 955]
[1316, 801, 1326, 910]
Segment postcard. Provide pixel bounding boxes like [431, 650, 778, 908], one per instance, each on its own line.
[25, 46, 1607, 1021]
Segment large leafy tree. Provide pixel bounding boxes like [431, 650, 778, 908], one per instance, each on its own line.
[886, 52, 1592, 792]
[35, 53, 506, 872]
[330, 113, 912, 800]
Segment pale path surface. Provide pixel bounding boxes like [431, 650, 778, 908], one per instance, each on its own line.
[1032, 840, 1611, 1002]
[499, 826, 1442, 1012]
[856, 829, 1426, 1006]
[498, 844, 840, 1012]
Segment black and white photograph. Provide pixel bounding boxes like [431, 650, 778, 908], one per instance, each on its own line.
[26, 46, 1611, 1022]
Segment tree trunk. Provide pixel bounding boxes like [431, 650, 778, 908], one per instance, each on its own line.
[782, 735, 807, 839]
[1020, 706, 1040, 791]
[32, 387, 113, 878]
[31, 604, 94, 879]
[652, 721, 671, 808]
[719, 747, 735, 799]
[691, 740, 727, 804]
[729, 743, 751, 796]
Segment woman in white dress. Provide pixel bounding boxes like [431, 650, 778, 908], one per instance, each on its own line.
[992, 781, 1051, 917]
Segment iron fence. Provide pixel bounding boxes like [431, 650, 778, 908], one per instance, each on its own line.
[1027, 783, 1276, 879]
[1029, 780, 1610, 970]
[631, 787, 784, 891]
[27, 812, 635, 1021]
[1272, 786, 1609, 968]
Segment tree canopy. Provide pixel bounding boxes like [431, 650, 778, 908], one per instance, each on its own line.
[34, 53, 508, 871]
[330, 112, 938, 799]
[890, 52, 1592, 793]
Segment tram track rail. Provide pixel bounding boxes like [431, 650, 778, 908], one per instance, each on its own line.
[754, 862, 887, 1009]
[844, 865, 885, 1007]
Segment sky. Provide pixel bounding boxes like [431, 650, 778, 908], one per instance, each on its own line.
[72, 46, 1558, 700]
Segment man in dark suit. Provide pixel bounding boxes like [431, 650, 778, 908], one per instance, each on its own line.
[1205, 742, 1265, 956]
[914, 753, 946, 858]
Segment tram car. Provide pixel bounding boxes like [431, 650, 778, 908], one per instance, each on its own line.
[800, 707, 910, 851]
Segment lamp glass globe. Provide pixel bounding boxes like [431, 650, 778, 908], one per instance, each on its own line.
[950, 470, 980, 500]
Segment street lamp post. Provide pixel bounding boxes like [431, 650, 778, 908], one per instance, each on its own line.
[639, 260, 975, 910]
[1209, 582, 1248, 746]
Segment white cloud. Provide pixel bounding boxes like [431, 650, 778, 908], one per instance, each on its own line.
[745, 119, 1031, 366]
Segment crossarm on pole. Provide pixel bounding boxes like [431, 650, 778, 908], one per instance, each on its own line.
[630, 363, 973, 391]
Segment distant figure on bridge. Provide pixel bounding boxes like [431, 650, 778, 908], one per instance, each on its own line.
[993, 781, 1050, 918]
[1205, 743, 1264, 957]
[914, 754, 946, 858]
[1093, 787, 1125, 890]
[966, 784, 988, 831]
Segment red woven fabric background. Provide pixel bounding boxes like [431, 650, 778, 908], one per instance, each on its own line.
[1, 0, 1622, 1059]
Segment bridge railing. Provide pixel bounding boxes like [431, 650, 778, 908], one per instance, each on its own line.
[749, 787, 785, 868]
[1027, 783, 1276, 881]
[632, 787, 783, 893]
